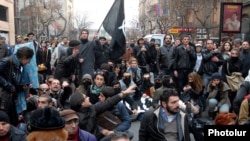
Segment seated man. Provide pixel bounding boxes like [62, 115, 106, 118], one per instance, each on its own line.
[60, 109, 97, 141]
[0, 110, 27, 141]
[98, 86, 133, 141]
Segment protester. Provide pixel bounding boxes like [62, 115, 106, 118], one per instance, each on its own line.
[60, 109, 97, 141]
[27, 107, 68, 141]
[0, 110, 27, 141]
[139, 88, 191, 141]
[69, 84, 136, 140]
[0, 47, 34, 126]
[78, 29, 100, 82]
[206, 72, 231, 119]
[98, 86, 133, 141]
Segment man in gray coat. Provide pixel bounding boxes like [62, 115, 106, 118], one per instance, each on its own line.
[78, 29, 101, 83]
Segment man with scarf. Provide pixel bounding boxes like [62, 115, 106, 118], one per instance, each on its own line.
[0, 47, 34, 126]
[78, 29, 102, 83]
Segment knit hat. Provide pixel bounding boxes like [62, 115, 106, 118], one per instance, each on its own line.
[82, 74, 93, 83]
[28, 107, 65, 132]
[0, 110, 10, 123]
[211, 72, 222, 80]
[60, 109, 78, 122]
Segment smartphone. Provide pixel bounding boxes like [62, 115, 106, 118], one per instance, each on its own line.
[25, 84, 30, 86]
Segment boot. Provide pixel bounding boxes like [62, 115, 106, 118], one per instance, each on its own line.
[208, 111, 217, 120]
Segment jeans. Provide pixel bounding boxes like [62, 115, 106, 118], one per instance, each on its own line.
[208, 98, 230, 112]
[202, 74, 212, 93]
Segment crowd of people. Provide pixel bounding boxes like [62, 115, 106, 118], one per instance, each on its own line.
[0, 29, 250, 141]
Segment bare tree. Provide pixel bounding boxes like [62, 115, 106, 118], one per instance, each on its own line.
[189, 0, 220, 37]
[74, 12, 93, 32]
[20, 0, 67, 41]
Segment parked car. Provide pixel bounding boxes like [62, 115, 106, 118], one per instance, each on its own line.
[143, 34, 174, 46]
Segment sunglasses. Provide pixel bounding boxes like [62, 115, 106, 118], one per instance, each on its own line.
[38, 88, 50, 92]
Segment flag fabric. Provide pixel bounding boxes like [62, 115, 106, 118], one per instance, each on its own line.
[103, 0, 126, 63]
[155, 4, 168, 16]
[155, 4, 162, 16]
[163, 8, 168, 15]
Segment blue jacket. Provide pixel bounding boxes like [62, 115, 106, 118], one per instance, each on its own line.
[111, 101, 131, 132]
[79, 128, 97, 141]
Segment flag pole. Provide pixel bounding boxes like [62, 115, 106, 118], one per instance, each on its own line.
[96, 0, 117, 34]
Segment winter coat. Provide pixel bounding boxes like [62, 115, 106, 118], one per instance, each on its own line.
[139, 106, 191, 141]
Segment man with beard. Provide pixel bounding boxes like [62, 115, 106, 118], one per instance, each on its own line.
[139, 88, 191, 141]
[156, 34, 175, 76]
[78, 29, 101, 82]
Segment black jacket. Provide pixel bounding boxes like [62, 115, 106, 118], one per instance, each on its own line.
[233, 81, 250, 115]
[8, 125, 27, 141]
[139, 107, 191, 141]
[0, 56, 22, 92]
[76, 94, 122, 140]
[173, 45, 196, 70]
[201, 49, 224, 75]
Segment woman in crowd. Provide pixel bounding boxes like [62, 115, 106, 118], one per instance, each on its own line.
[87, 72, 106, 104]
[206, 72, 231, 119]
[221, 48, 243, 109]
[220, 41, 232, 61]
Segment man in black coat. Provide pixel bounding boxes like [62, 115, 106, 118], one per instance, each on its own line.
[0, 109, 27, 141]
[54, 40, 80, 86]
[0, 47, 34, 126]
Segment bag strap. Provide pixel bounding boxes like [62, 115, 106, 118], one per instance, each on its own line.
[226, 62, 231, 75]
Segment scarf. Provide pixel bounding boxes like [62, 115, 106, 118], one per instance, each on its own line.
[91, 85, 104, 95]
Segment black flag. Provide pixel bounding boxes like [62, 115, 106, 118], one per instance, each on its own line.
[103, 0, 126, 63]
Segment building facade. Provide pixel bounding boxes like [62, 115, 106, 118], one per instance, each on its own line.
[14, 0, 74, 42]
[0, 0, 15, 45]
[139, 0, 250, 41]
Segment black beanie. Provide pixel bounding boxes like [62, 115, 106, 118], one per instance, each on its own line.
[29, 107, 65, 132]
[211, 72, 222, 80]
[0, 110, 10, 123]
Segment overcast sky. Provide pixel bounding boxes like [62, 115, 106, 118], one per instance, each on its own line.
[74, 0, 139, 30]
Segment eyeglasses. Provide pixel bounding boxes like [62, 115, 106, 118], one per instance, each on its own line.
[66, 119, 79, 125]
[38, 88, 50, 92]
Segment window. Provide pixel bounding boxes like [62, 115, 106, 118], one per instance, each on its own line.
[0, 5, 7, 22]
